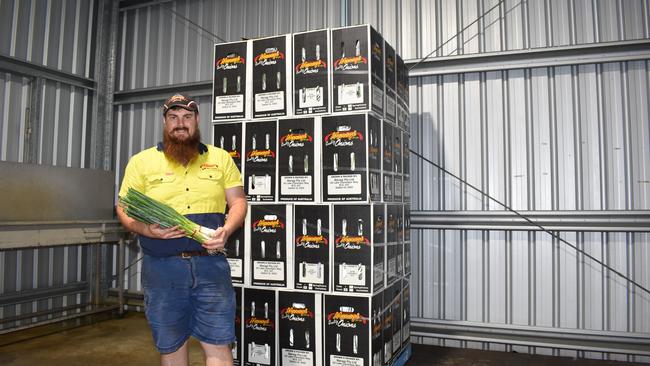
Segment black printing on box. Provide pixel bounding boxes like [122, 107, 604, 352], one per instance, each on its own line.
[214, 122, 243, 172]
[402, 282, 410, 345]
[393, 130, 403, 202]
[396, 105, 409, 131]
[382, 121, 393, 202]
[322, 114, 368, 202]
[250, 205, 287, 287]
[233, 286, 243, 365]
[331, 25, 370, 113]
[244, 121, 277, 201]
[226, 211, 245, 284]
[384, 42, 396, 122]
[382, 286, 393, 364]
[396, 54, 409, 112]
[213, 42, 247, 120]
[368, 115, 382, 201]
[244, 288, 276, 366]
[333, 205, 371, 293]
[293, 30, 330, 115]
[372, 204, 385, 292]
[294, 205, 330, 292]
[279, 291, 317, 366]
[370, 27, 384, 115]
[253, 36, 288, 118]
[402, 133, 410, 176]
[391, 281, 402, 356]
[324, 295, 374, 366]
[386, 205, 399, 284]
[371, 292, 384, 366]
[278, 118, 315, 201]
[404, 205, 411, 276]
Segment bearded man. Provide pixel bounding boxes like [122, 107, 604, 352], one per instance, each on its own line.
[116, 94, 246, 366]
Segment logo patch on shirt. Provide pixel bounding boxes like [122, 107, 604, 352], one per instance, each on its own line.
[200, 163, 219, 170]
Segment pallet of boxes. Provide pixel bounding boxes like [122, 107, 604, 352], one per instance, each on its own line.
[212, 24, 411, 366]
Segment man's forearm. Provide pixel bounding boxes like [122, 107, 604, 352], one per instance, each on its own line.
[223, 198, 247, 237]
[116, 204, 150, 236]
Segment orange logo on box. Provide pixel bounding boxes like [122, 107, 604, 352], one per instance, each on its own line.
[334, 55, 367, 71]
[327, 311, 367, 327]
[254, 48, 285, 66]
[281, 306, 314, 320]
[295, 59, 327, 74]
[216, 54, 245, 70]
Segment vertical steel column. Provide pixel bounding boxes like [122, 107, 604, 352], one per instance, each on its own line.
[91, 0, 120, 171]
[23, 77, 44, 164]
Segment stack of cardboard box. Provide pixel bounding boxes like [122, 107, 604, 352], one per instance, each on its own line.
[212, 25, 411, 366]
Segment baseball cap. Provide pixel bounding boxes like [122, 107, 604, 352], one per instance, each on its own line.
[162, 94, 198, 115]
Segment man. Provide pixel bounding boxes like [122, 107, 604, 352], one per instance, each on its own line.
[116, 94, 247, 366]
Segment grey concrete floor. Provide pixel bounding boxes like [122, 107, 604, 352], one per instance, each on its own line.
[0, 313, 645, 366]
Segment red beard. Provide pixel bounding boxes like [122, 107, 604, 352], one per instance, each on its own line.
[163, 127, 202, 165]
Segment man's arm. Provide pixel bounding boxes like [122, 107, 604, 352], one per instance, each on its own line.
[116, 204, 185, 239]
[202, 186, 247, 251]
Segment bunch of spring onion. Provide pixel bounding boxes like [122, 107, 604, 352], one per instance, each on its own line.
[119, 188, 215, 244]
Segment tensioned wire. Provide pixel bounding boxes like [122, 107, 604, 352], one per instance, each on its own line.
[406, 0, 649, 297]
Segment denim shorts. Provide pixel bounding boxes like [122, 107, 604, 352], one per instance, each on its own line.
[142, 254, 236, 354]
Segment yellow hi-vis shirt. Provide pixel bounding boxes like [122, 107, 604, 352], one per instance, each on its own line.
[118, 142, 243, 215]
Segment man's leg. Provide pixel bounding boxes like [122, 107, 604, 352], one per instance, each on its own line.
[200, 342, 233, 366]
[161, 340, 189, 366]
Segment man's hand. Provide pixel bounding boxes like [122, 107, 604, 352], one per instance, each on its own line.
[202, 226, 230, 251]
[146, 224, 186, 239]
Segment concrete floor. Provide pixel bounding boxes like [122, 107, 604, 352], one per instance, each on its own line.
[0, 312, 645, 366]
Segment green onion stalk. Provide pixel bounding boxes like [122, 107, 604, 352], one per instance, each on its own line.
[118, 188, 216, 245]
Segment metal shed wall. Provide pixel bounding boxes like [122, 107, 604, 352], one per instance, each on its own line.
[0, 0, 113, 332]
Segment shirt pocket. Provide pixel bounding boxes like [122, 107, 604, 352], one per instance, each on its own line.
[197, 169, 224, 183]
[146, 173, 176, 186]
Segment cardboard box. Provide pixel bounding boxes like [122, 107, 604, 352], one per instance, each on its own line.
[244, 120, 277, 201]
[390, 280, 402, 358]
[233, 286, 243, 365]
[214, 122, 244, 175]
[383, 41, 396, 123]
[278, 291, 323, 366]
[252, 35, 292, 119]
[332, 204, 384, 294]
[213, 41, 250, 120]
[386, 205, 399, 285]
[382, 286, 393, 363]
[404, 205, 411, 276]
[368, 116, 382, 202]
[382, 121, 394, 202]
[322, 113, 381, 202]
[372, 204, 386, 292]
[393, 129, 403, 202]
[293, 204, 330, 292]
[324, 293, 383, 366]
[244, 288, 276, 366]
[396, 54, 409, 117]
[402, 132, 410, 203]
[293, 29, 330, 115]
[331, 25, 384, 114]
[401, 281, 411, 345]
[226, 213, 246, 284]
[278, 118, 319, 202]
[248, 204, 292, 288]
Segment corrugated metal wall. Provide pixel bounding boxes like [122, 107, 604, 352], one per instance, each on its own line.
[409, 62, 650, 361]
[109, 0, 650, 361]
[0, 0, 98, 330]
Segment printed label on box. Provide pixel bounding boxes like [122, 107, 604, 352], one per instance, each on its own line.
[253, 261, 285, 281]
[299, 262, 325, 284]
[282, 349, 313, 366]
[327, 174, 362, 195]
[255, 91, 285, 112]
[330, 355, 363, 366]
[228, 258, 243, 278]
[281, 175, 312, 195]
[215, 95, 244, 114]
[338, 263, 366, 286]
[248, 175, 272, 195]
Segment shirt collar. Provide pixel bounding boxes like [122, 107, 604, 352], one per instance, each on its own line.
[156, 142, 208, 154]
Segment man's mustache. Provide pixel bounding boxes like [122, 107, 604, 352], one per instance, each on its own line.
[173, 127, 189, 132]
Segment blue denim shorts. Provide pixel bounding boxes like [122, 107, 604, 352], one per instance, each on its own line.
[142, 254, 236, 354]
